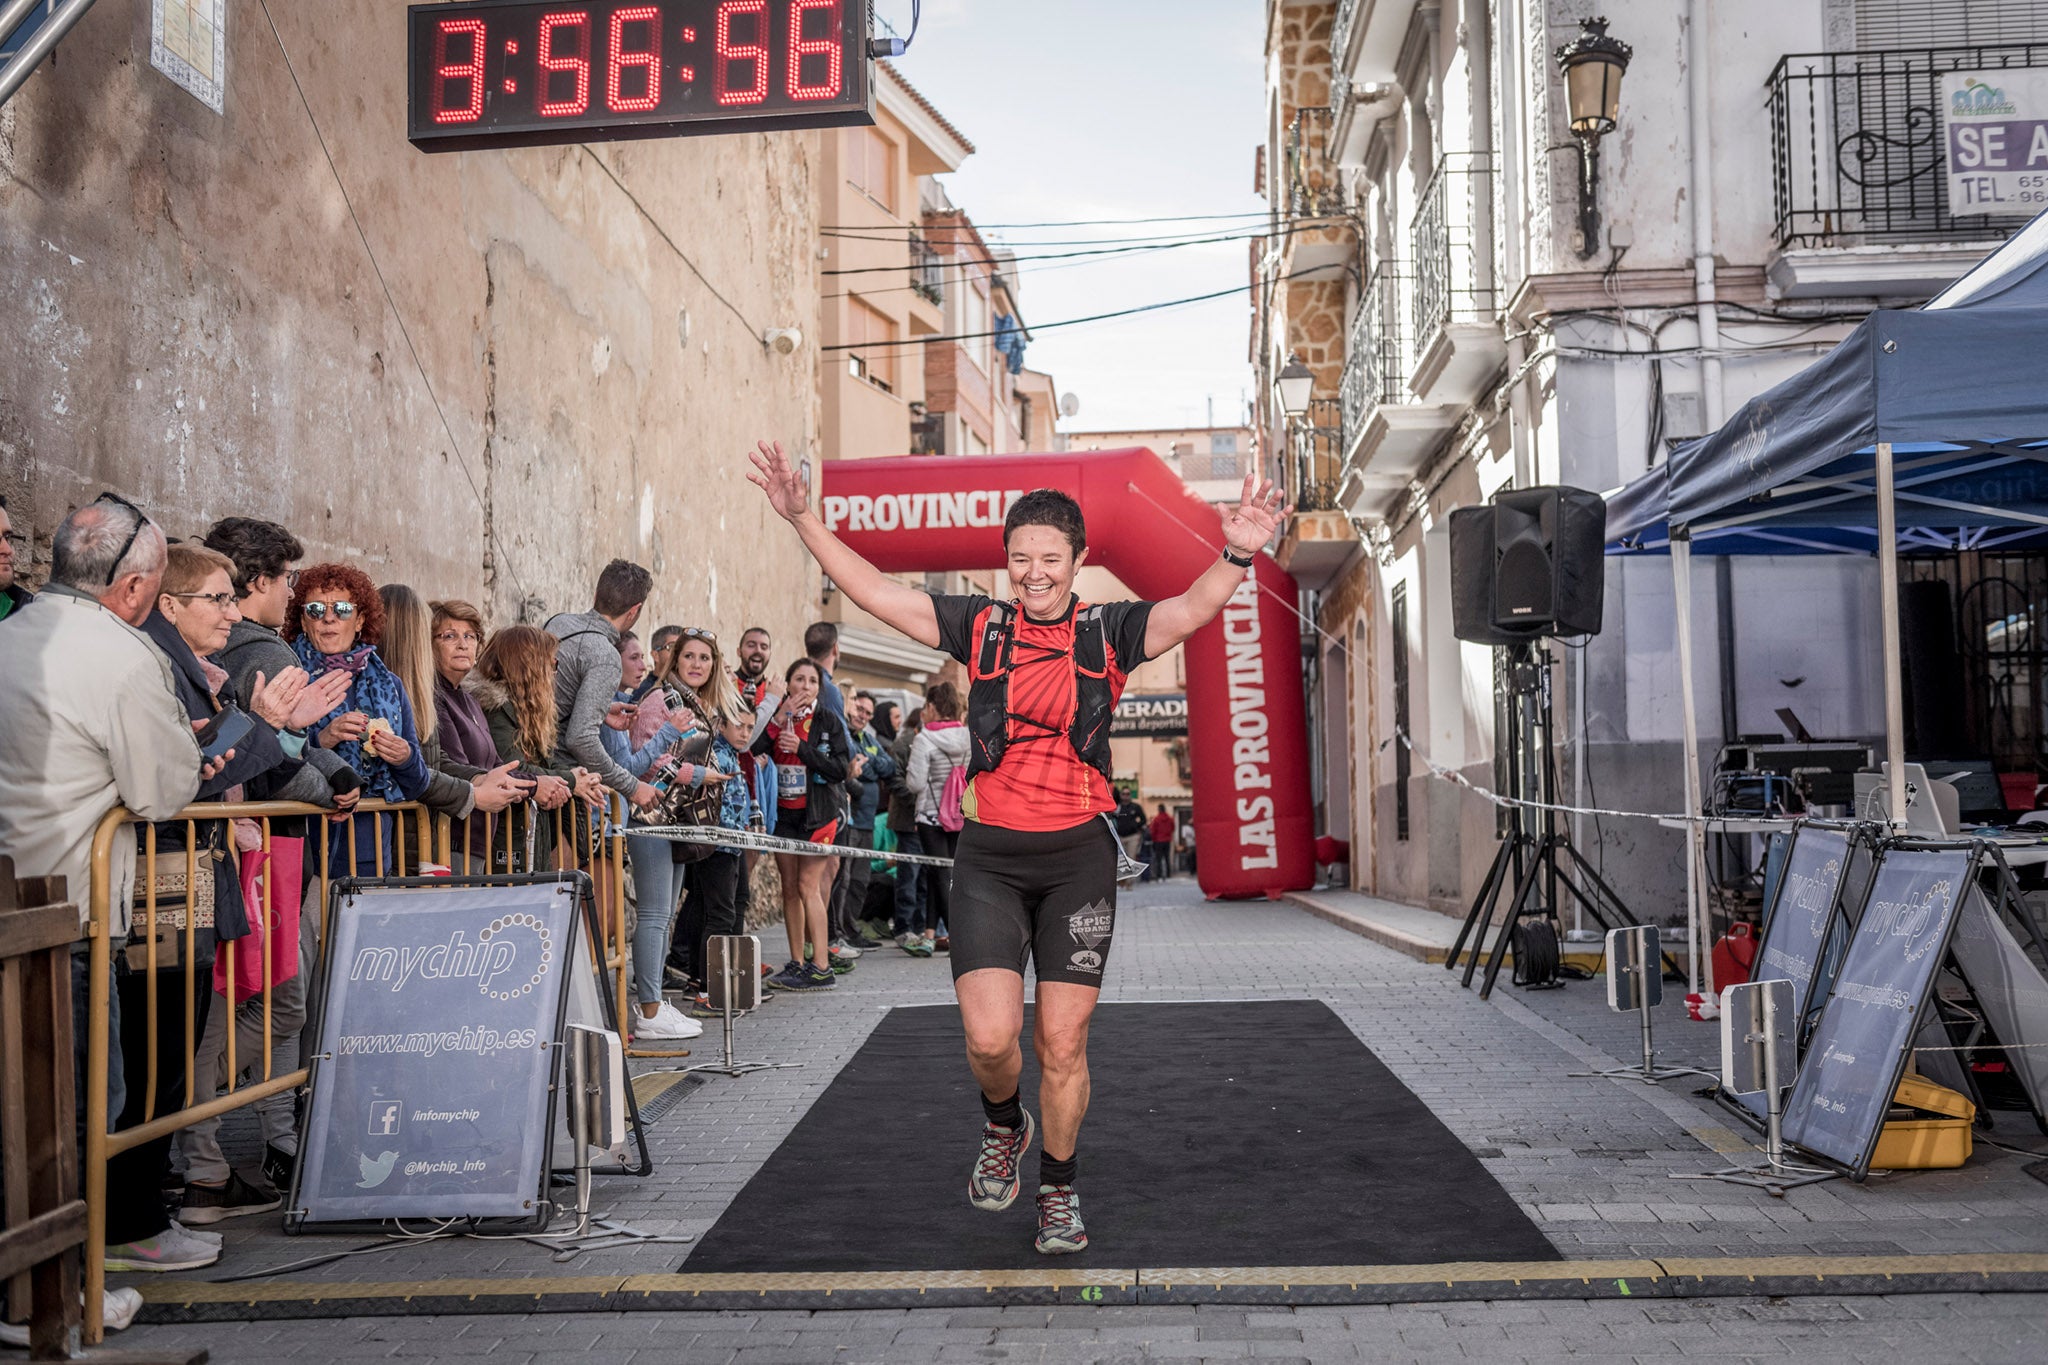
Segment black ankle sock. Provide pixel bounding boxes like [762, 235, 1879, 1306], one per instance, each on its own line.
[982, 1090, 1023, 1131]
[1040, 1152, 1077, 1187]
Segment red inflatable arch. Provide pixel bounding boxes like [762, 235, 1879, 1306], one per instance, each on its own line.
[821, 449, 1314, 899]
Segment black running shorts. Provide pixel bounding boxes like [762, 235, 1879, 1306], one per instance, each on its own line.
[947, 817, 1120, 988]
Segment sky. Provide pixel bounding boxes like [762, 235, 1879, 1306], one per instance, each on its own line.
[874, 0, 1268, 435]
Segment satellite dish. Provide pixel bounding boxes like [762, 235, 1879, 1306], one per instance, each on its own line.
[1058, 393, 1081, 418]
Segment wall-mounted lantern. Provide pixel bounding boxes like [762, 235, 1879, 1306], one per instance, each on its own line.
[1554, 16, 1632, 260]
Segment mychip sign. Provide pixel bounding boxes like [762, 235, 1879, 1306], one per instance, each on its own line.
[291, 880, 584, 1227]
[1942, 69, 2048, 215]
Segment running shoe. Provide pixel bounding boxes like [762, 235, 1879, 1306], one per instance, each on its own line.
[855, 921, 890, 948]
[935, 935, 950, 953]
[828, 937, 862, 959]
[178, 1170, 281, 1225]
[262, 1142, 298, 1193]
[104, 1223, 219, 1272]
[968, 1110, 1035, 1212]
[766, 960, 809, 990]
[779, 962, 837, 991]
[1033, 1183, 1088, 1255]
[0, 1288, 141, 1345]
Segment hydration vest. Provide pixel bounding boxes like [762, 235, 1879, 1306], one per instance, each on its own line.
[964, 599, 1119, 787]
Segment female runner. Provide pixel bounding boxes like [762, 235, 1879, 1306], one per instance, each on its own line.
[747, 439, 1285, 1253]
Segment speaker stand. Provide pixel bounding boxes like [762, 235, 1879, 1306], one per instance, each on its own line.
[1452, 644, 1681, 1000]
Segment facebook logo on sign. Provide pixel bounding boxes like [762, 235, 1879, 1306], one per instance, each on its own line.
[367, 1101, 402, 1137]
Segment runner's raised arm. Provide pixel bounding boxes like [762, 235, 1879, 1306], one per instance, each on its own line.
[1140, 470, 1290, 659]
[747, 439, 941, 649]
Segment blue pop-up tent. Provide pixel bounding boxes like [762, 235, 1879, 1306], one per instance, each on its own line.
[1603, 209, 2048, 988]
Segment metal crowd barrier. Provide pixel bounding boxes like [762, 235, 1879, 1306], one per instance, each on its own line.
[78, 792, 630, 1344]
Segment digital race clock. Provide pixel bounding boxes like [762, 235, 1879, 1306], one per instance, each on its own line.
[407, 0, 875, 152]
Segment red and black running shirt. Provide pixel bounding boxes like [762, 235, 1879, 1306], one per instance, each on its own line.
[932, 593, 1155, 832]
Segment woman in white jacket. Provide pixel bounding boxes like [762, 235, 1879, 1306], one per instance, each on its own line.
[904, 680, 970, 956]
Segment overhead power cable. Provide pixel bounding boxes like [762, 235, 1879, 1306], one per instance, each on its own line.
[819, 208, 1279, 232]
[823, 229, 1270, 278]
[823, 220, 1332, 249]
[821, 266, 1332, 353]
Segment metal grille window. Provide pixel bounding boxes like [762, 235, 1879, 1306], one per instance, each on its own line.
[1854, 0, 2048, 47]
[1391, 581, 1410, 842]
[1900, 551, 2048, 777]
[1411, 151, 1496, 345]
[1340, 263, 1409, 455]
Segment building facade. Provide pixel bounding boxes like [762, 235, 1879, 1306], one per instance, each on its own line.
[1255, 0, 2046, 922]
[0, 0, 825, 643]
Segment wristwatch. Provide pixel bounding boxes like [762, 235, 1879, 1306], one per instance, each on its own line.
[1221, 546, 1255, 568]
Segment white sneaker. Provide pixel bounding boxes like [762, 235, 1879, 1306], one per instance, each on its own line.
[0, 1287, 143, 1344]
[170, 1217, 223, 1247]
[635, 1001, 703, 1040]
[105, 1222, 219, 1272]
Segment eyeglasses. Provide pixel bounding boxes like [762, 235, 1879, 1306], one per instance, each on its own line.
[302, 600, 358, 621]
[0, 530, 24, 549]
[434, 630, 480, 645]
[682, 627, 718, 642]
[283, 570, 301, 592]
[92, 491, 152, 586]
[168, 591, 239, 609]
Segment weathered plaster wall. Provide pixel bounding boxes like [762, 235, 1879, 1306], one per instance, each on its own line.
[0, 1, 822, 641]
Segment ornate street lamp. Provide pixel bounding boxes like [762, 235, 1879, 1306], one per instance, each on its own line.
[1276, 354, 1315, 418]
[1554, 16, 1632, 260]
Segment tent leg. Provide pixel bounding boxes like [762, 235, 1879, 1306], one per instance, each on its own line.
[1876, 440, 1908, 829]
[1672, 537, 1708, 998]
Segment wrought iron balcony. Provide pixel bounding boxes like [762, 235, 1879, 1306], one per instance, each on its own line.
[1340, 263, 1409, 454]
[1769, 43, 2048, 249]
[1286, 105, 1349, 219]
[1330, 0, 1361, 110]
[910, 231, 944, 305]
[1288, 397, 1345, 513]
[1411, 151, 1496, 347]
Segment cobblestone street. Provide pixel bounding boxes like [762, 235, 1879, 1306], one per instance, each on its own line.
[102, 876, 2048, 1362]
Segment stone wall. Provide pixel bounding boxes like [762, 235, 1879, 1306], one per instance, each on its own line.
[0, 1, 823, 642]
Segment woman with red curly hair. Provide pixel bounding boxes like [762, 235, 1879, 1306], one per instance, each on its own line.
[286, 562, 431, 872]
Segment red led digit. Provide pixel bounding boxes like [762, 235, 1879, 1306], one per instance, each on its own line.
[714, 0, 769, 106]
[432, 18, 486, 124]
[536, 10, 593, 118]
[606, 6, 662, 113]
[786, 0, 841, 101]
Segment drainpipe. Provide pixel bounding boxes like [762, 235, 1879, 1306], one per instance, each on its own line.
[1687, 0, 1725, 430]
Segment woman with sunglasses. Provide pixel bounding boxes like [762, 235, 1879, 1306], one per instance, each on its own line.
[758, 657, 853, 993]
[286, 564, 431, 875]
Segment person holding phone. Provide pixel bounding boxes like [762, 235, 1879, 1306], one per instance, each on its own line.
[604, 629, 709, 1041]
[285, 563, 432, 875]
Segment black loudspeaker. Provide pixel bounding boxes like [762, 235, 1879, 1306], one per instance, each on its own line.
[1449, 486, 1608, 645]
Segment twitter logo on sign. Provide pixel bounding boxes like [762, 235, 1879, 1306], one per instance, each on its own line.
[357, 1150, 400, 1189]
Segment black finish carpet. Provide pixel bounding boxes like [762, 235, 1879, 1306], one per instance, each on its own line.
[682, 999, 1559, 1271]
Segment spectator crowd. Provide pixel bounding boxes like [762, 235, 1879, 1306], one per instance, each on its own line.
[0, 491, 990, 1284]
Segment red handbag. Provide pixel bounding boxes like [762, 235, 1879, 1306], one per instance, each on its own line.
[213, 838, 304, 1002]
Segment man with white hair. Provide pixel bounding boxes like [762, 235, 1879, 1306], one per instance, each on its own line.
[0, 492, 225, 1273]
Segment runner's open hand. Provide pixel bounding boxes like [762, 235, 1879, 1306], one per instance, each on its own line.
[746, 439, 809, 522]
[1220, 472, 1290, 558]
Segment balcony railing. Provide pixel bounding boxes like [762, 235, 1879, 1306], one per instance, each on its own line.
[1411, 150, 1496, 345]
[1286, 105, 1349, 219]
[1289, 397, 1344, 513]
[1769, 43, 2048, 249]
[1330, 0, 1361, 109]
[1341, 263, 1409, 453]
[910, 231, 944, 305]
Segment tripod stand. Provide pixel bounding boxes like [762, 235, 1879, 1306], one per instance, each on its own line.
[1447, 642, 1680, 1000]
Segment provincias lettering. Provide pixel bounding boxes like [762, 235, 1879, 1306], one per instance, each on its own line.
[823, 490, 1027, 534]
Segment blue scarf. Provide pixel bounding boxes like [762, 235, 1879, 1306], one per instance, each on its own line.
[291, 638, 413, 801]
